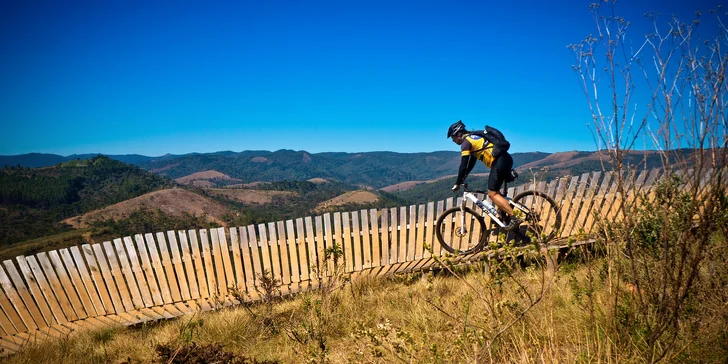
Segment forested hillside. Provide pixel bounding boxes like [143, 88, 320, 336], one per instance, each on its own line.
[137, 150, 559, 188]
[202, 180, 408, 227]
[0, 155, 173, 245]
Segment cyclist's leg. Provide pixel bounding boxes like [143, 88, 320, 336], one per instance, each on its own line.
[488, 154, 514, 215]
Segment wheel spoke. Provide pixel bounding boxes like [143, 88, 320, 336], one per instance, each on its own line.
[435, 207, 487, 254]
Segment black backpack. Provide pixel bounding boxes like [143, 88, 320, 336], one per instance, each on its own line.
[469, 125, 510, 158]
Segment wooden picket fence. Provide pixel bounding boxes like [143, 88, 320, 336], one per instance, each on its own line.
[0, 168, 681, 355]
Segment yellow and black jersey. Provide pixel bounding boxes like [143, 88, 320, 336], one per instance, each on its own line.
[461, 134, 495, 168]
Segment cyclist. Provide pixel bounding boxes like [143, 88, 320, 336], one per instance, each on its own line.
[446, 120, 522, 231]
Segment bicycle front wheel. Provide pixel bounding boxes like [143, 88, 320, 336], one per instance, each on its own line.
[435, 207, 487, 255]
[512, 190, 561, 243]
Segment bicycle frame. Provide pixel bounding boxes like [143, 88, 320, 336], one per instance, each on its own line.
[458, 185, 531, 230]
[460, 190, 508, 228]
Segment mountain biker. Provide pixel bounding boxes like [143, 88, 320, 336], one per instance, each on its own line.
[446, 120, 522, 231]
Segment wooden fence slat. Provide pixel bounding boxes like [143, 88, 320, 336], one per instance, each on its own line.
[606, 170, 633, 221]
[414, 204, 426, 261]
[422, 202, 435, 259]
[155, 232, 182, 302]
[643, 168, 662, 190]
[188, 230, 210, 299]
[632, 169, 651, 199]
[324, 213, 336, 275]
[0, 264, 36, 330]
[360, 210, 372, 269]
[248, 225, 264, 288]
[102, 241, 134, 312]
[404, 206, 415, 262]
[388, 207, 398, 264]
[166, 231, 191, 301]
[351, 211, 363, 272]
[69, 246, 105, 316]
[571, 172, 602, 236]
[622, 169, 649, 213]
[144, 233, 173, 304]
[14, 257, 54, 326]
[295, 218, 310, 284]
[432, 201, 444, 257]
[381, 207, 398, 275]
[274, 222, 291, 289]
[133, 235, 164, 306]
[50, 249, 89, 317]
[440, 198, 455, 259]
[59, 248, 103, 316]
[368, 210, 381, 268]
[0, 288, 22, 335]
[565, 173, 589, 236]
[210, 228, 229, 297]
[216, 227, 236, 296]
[199, 230, 217, 299]
[334, 212, 354, 273]
[562, 173, 593, 237]
[24, 256, 66, 325]
[398, 206, 407, 263]
[229, 227, 245, 291]
[304, 217, 318, 283]
[238, 226, 256, 295]
[177, 231, 200, 300]
[257, 224, 274, 281]
[535, 178, 560, 241]
[122, 237, 153, 308]
[2, 261, 46, 328]
[267, 222, 283, 287]
[582, 171, 612, 234]
[597, 171, 623, 229]
[380, 209, 390, 266]
[340, 212, 353, 273]
[557, 176, 580, 239]
[79, 246, 115, 315]
[284, 221, 299, 290]
[313, 216, 326, 280]
[110, 240, 144, 309]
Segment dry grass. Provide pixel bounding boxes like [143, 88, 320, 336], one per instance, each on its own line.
[4, 254, 726, 363]
[2, 243, 728, 364]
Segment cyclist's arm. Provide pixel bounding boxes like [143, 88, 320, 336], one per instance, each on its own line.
[455, 155, 477, 185]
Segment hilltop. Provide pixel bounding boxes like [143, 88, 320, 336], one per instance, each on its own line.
[62, 188, 232, 228]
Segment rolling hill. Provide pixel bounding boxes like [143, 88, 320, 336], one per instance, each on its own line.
[62, 188, 233, 228]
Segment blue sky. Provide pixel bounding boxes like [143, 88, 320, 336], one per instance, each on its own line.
[0, 0, 722, 156]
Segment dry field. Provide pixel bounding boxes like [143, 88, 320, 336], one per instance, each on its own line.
[62, 188, 232, 228]
[205, 188, 298, 204]
[315, 190, 380, 212]
[174, 170, 242, 185]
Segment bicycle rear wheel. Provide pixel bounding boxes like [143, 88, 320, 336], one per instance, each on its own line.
[435, 207, 488, 254]
[512, 190, 561, 243]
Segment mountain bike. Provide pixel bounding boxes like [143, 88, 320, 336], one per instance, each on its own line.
[435, 182, 562, 255]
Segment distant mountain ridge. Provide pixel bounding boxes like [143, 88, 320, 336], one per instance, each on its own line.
[0, 152, 178, 168]
[1, 150, 552, 188]
[2, 148, 677, 189]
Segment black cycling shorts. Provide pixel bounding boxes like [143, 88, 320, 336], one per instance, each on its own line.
[488, 152, 513, 192]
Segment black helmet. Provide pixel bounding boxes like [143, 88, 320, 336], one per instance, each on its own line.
[446, 120, 466, 138]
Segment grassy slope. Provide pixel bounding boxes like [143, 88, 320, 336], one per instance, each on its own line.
[5, 255, 726, 363]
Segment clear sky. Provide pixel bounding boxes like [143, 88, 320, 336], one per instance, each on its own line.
[0, 0, 722, 156]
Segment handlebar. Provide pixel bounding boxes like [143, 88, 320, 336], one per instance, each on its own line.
[456, 183, 487, 194]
